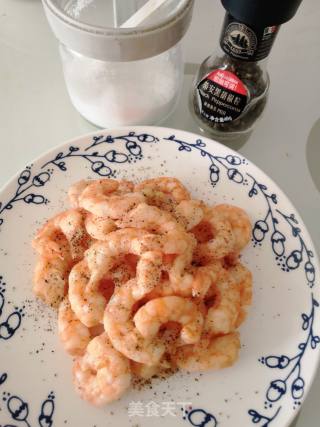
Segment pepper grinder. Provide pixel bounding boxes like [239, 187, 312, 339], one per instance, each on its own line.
[190, 0, 303, 142]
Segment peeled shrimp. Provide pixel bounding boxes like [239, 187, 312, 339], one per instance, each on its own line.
[85, 213, 116, 240]
[68, 260, 108, 327]
[135, 251, 163, 299]
[78, 179, 144, 219]
[32, 209, 89, 262]
[167, 254, 224, 298]
[134, 296, 204, 344]
[205, 269, 241, 335]
[215, 204, 251, 252]
[135, 177, 190, 204]
[68, 180, 91, 208]
[130, 361, 160, 380]
[130, 356, 172, 380]
[85, 229, 162, 274]
[73, 333, 131, 405]
[146, 258, 223, 302]
[146, 273, 205, 302]
[165, 242, 223, 299]
[135, 187, 176, 212]
[174, 200, 205, 231]
[33, 256, 69, 308]
[84, 230, 163, 297]
[172, 332, 240, 371]
[196, 211, 235, 259]
[68, 231, 149, 327]
[109, 254, 138, 287]
[58, 297, 91, 356]
[229, 263, 253, 327]
[70, 179, 134, 208]
[183, 263, 223, 298]
[198, 205, 251, 258]
[116, 203, 195, 255]
[104, 279, 165, 365]
[116, 203, 181, 234]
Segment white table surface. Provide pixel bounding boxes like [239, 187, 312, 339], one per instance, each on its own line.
[0, 1, 320, 426]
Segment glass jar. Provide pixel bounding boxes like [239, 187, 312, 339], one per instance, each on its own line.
[42, 0, 194, 128]
[190, 0, 303, 142]
[59, 43, 183, 127]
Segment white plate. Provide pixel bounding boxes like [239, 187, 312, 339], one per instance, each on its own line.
[0, 127, 319, 427]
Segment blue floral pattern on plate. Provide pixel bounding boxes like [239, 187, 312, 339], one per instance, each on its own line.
[0, 276, 25, 342]
[0, 129, 318, 427]
[0, 274, 55, 426]
[248, 293, 319, 425]
[182, 406, 217, 427]
[1, 383, 55, 427]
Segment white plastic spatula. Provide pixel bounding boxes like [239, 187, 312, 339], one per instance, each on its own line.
[112, 0, 138, 28]
[117, 0, 169, 28]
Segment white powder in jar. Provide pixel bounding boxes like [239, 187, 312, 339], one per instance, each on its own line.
[60, 43, 183, 127]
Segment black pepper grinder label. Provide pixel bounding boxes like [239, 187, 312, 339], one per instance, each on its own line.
[196, 70, 248, 123]
[220, 13, 279, 61]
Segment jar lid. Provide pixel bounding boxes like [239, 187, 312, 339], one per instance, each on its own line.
[42, 0, 194, 61]
[221, 0, 303, 27]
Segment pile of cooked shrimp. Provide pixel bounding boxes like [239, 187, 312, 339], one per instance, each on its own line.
[32, 177, 252, 406]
